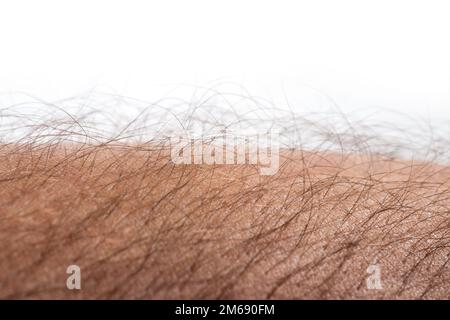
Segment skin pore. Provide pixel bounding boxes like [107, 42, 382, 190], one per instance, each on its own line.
[1, 142, 449, 299]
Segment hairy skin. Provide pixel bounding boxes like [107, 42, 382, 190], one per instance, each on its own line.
[0, 143, 449, 299]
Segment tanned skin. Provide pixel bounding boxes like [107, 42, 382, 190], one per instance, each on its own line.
[1, 143, 449, 299]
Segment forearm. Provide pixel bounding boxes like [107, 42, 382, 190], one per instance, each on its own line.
[1, 144, 449, 299]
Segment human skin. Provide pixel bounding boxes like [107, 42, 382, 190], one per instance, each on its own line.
[0, 143, 449, 299]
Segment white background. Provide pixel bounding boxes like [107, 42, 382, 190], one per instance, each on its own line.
[0, 0, 449, 120]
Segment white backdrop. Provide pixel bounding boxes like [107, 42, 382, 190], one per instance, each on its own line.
[0, 0, 449, 120]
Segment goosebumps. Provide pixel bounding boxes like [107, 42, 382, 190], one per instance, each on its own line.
[0, 89, 449, 299]
[0, 144, 449, 299]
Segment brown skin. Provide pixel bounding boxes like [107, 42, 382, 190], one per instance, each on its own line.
[0, 143, 449, 299]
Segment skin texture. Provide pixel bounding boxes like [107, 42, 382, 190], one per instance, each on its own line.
[0, 143, 449, 299]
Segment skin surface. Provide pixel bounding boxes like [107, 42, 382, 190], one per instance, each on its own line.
[0, 143, 449, 299]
